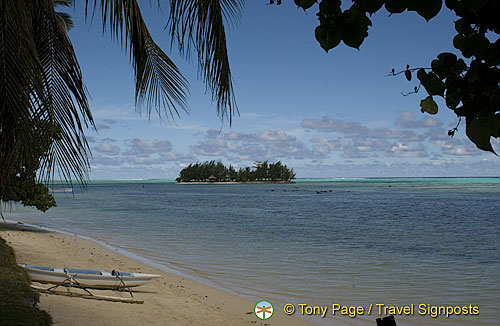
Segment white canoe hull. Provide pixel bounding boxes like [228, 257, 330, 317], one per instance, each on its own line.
[20, 264, 160, 289]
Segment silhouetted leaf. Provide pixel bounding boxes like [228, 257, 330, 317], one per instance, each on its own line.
[416, 68, 427, 81]
[445, 0, 460, 10]
[445, 86, 461, 109]
[417, 70, 445, 96]
[463, 34, 490, 58]
[432, 52, 459, 78]
[459, 0, 488, 13]
[454, 18, 471, 35]
[420, 96, 438, 114]
[437, 52, 457, 63]
[455, 59, 467, 73]
[385, 0, 407, 14]
[295, 0, 316, 10]
[339, 10, 371, 49]
[466, 112, 496, 154]
[319, 0, 341, 16]
[315, 25, 341, 52]
[491, 115, 500, 138]
[409, 0, 442, 21]
[453, 34, 466, 49]
[404, 69, 411, 81]
[354, 0, 384, 15]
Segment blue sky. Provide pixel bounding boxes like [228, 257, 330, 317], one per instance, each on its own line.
[65, 1, 499, 179]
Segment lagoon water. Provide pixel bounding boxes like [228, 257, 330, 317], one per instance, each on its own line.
[5, 178, 500, 325]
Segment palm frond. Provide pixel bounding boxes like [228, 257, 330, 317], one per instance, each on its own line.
[54, 0, 75, 31]
[56, 11, 74, 31]
[86, 0, 189, 120]
[1, 0, 93, 195]
[168, 0, 243, 123]
[35, 0, 93, 184]
[1, 0, 44, 194]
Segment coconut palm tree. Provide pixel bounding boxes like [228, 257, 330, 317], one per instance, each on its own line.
[0, 0, 242, 205]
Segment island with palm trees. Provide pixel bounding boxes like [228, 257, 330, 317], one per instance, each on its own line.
[176, 161, 296, 183]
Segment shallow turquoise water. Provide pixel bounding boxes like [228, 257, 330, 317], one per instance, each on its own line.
[5, 178, 500, 325]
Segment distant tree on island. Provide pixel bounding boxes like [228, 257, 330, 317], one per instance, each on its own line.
[176, 161, 296, 182]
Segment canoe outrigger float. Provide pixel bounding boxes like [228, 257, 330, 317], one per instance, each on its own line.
[20, 264, 161, 303]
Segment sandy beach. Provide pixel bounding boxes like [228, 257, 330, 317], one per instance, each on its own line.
[0, 222, 309, 326]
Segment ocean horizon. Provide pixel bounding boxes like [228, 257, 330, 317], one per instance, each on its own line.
[5, 177, 499, 325]
[47, 176, 500, 184]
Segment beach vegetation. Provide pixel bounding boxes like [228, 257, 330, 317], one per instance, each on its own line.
[0, 236, 52, 325]
[0, 125, 56, 212]
[274, 0, 499, 154]
[176, 160, 295, 182]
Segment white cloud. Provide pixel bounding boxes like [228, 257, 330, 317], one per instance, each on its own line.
[435, 139, 481, 156]
[385, 143, 428, 158]
[302, 117, 415, 141]
[191, 139, 229, 156]
[205, 129, 221, 139]
[191, 129, 314, 161]
[302, 117, 367, 134]
[395, 111, 442, 129]
[311, 138, 350, 153]
[123, 138, 173, 157]
[256, 130, 295, 142]
[91, 137, 191, 168]
[94, 142, 121, 156]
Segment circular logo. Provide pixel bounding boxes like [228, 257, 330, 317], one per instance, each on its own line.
[254, 300, 274, 320]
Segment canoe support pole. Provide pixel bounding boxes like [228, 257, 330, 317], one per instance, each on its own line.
[30, 285, 144, 304]
[112, 270, 134, 297]
[46, 268, 94, 296]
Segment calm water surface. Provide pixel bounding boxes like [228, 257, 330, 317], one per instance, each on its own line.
[6, 178, 500, 325]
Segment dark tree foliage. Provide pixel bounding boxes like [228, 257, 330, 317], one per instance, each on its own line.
[275, 0, 500, 153]
[0, 125, 57, 213]
[176, 160, 296, 182]
[1, 172, 56, 213]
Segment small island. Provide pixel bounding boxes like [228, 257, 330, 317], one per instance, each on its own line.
[176, 161, 295, 183]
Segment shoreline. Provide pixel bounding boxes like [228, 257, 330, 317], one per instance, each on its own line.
[176, 181, 295, 185]
[3, 220, 252, 299]
[0, 221, 309, 326]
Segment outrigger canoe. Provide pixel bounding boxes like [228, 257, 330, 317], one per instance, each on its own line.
[20, 264, 160, 289]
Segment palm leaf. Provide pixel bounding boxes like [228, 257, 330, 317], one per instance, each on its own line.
[86, 0, 189, 120]
[35, 0, 93, 184]
[0, 0, 93, 195]
[55, 11, 74, 32]
[168, 0, 243, 123]
[54, 0, 74, 31]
